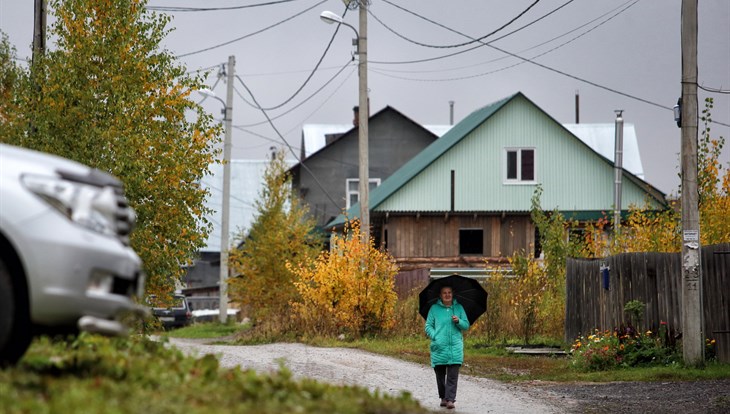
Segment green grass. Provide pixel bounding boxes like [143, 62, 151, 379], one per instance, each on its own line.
[163, 321, 249, 339]
[0, 333, 427, 414]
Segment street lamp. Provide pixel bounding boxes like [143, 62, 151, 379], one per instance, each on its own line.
[197, 56, 235, 324]
[320, 7, 370, 242]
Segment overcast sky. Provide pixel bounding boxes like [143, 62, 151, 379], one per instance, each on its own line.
[2, 0, 728, 195]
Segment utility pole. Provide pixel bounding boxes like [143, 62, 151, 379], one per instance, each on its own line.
[32, 0, 46, 61]
[219, 55, 235, 324]
[680, 0, 704, 366]
[357, 0, 370, 243]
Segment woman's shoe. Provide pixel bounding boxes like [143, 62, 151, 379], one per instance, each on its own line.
[440, 399, 448, 407]
[446, 401, 455, 409]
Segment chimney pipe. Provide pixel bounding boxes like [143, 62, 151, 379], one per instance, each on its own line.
[575, 90, 580, 124]
[613, 110, 624, 232]
[449, 100, 454, 125]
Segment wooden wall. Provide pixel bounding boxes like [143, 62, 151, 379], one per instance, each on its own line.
[566, 243, 730, 363]
[381, 214, 533, 260]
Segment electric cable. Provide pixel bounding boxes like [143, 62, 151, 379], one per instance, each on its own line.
[253, 8, 349, 111]
[235, 59, 355, 126]
[370, 0, 577, 65]
[370, 1, 639, 83]
[147, 0, 305, 12]
[379, 3, 672, 111]
[369, 0, 541, 49]
[235, 75, 341, 210]
[698, 85, 730, 95]
[175, 0, 326, 58]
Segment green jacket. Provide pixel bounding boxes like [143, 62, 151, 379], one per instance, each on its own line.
[425, 299, 470, 367]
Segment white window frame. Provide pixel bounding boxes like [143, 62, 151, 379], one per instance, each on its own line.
[503, 147, 537, 184]
[346, 178, 381, 209]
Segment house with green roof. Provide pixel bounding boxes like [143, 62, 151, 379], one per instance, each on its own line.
[327, 92, 667, 272]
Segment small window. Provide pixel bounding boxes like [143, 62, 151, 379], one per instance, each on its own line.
[459, 229, 483, 255]
[345, 178, 381, 209]
[505, 148, 536, 183]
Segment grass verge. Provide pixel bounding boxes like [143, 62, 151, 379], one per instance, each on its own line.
[0, 333, 427, 414]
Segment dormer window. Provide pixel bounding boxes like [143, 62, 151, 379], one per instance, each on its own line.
[504, 148, 536, 183]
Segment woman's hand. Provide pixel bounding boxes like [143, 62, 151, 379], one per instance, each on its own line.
[452, 315, 459, 323]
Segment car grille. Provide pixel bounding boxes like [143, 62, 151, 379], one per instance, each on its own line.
[112, 186, 134, 246]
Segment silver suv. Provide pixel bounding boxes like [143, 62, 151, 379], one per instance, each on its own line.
[0, 144, 145, 365]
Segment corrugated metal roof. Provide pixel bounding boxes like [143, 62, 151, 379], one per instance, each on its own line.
[326, 92, 664, 228]
[201, 159, 295, 252]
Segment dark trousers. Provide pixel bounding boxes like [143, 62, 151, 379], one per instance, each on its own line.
[434, 364, 460, 402]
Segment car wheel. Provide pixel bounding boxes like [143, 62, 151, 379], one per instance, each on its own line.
[0, 258, 32, 367]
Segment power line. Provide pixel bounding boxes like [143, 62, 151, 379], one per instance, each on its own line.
[380, 3, 673, 109]
[147, 0, 305, 12]
[370, 1, 639, 83]
[234, 59, 355, 127]
[175, 0, 326, 58]
[254, 8, 349, 111]
[698, 84, 730, 95]
[370, 0, 541, 49]
[370, 0, 577, 65]
[234, 75, 341, 210]
[388, 3, 730, 128]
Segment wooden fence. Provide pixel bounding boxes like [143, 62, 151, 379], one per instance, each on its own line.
[394, 268, 430, 298]
[566, 243, 730, 363]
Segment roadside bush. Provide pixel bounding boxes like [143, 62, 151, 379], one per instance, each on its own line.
[289, 220, 398, 337]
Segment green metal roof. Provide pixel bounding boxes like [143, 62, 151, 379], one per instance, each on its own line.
[327, 93, 517, 227]
[326, 92, 667, 228]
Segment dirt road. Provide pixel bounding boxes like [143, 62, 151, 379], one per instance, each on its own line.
[167, 338, 570, 413]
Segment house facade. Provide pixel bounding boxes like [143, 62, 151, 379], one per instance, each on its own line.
[291, 106, 441, 230]
[328, 93, 667, 271]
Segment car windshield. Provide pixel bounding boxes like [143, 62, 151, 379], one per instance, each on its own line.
[149, 295, 186, 309]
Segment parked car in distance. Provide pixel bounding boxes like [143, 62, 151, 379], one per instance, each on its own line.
[148, 294, 192, 329]
[0, 143, 145, 366]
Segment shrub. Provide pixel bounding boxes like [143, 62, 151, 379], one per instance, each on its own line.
[289, 220, 398, 337]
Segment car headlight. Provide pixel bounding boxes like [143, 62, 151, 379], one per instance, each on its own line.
[21, 174, 119, 237]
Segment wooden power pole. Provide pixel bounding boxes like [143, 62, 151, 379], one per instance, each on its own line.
[32, 0, 47, 61]
[680, 0, 704, 367]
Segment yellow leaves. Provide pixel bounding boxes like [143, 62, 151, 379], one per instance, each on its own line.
[289, 220, 398, 336]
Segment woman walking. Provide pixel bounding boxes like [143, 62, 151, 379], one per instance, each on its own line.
[425, 285, 470, 410]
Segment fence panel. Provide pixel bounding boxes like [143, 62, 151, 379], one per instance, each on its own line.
[566, 243, 730, 363]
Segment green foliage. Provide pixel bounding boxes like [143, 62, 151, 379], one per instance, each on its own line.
[569, 327, 682, 371]
[0, 0, 221, 296]
[624, 300, 645, 330]
[289, 220, 399, 337]
[0, 334, 426, 413]
[0, 33, 22, 123]
[484, 186, 572, 343]
[228, 150, 322, 331]
[165, 321, 249, 339]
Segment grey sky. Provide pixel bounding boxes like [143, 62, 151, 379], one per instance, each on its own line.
[2, 0, 728, 195]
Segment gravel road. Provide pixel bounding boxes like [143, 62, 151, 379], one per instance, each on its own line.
[167, 338, 570, 413]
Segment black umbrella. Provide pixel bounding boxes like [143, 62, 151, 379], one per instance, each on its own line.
[418, 274, 488, 325]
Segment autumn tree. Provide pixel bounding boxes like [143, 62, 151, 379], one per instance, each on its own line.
[0, 0, 221, 295]
[289, 220, 399, 337]
[0, 33, 22, 128]
[228, 150, 322, 332]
